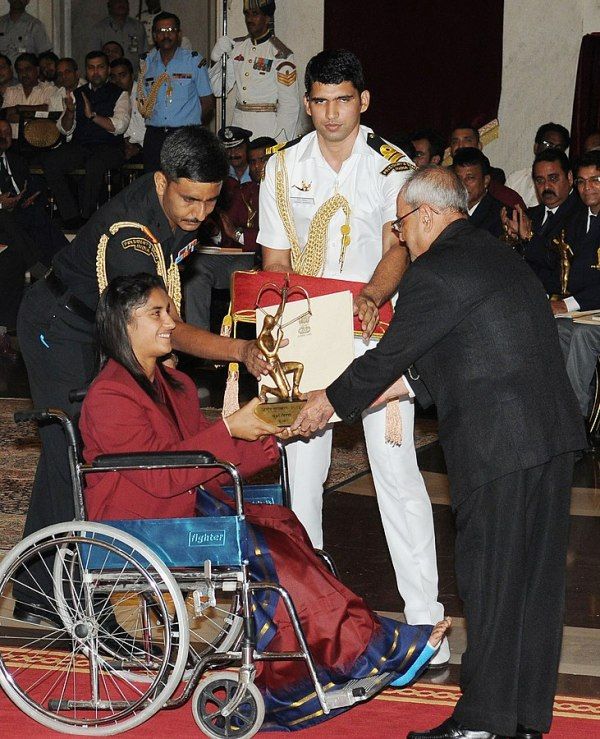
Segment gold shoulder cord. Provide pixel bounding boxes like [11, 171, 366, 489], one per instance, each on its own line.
[274, 151, 351, 276]
[136, 59, 170, 119]
[96, 221, 182, 312]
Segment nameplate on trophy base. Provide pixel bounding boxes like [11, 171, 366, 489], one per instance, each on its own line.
[253, 399, 306, 427]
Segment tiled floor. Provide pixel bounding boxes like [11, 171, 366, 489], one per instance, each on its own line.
[2, 351, 599, 703]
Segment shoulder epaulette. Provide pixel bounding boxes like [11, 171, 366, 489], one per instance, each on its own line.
[234, 34, 249, 43]
[266, 135, 303, 155]
[271, 36, 292, 59]
[367, 132, 417, 176]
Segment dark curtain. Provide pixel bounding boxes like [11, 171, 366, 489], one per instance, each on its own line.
[323, 1, 504, 142]
[570, 33, 600, 161]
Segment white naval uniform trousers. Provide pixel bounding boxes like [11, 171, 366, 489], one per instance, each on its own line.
[258, 126, 444, 626]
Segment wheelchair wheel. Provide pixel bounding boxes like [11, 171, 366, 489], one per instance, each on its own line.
[192, 671, 265, 739]
[0, 522, 189, 735]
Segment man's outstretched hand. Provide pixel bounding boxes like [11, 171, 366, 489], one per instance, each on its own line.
[290, 389, 334, 436]
[354, 294, 379, 343]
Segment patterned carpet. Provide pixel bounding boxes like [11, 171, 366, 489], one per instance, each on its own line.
[0, 397, 438, 551]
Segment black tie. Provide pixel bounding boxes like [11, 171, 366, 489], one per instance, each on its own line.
[540, 208, 555, 236]
[0, 157, 16, 195]
[588, 214, 599, 239]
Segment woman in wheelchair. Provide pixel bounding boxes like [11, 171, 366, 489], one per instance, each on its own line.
[79, 273, 450, 731]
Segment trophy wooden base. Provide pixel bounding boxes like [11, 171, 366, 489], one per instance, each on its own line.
[254, 399, 305, 427]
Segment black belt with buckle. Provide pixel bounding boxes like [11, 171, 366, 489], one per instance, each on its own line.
[147, 125, 181, 134]
[45, 269, 96, 323]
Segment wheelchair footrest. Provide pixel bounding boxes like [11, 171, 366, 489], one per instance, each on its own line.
[323, 672, 395, 710]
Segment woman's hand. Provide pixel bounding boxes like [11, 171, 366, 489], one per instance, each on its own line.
[225, 397, 281, 440]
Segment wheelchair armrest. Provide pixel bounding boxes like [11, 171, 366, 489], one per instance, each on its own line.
[14, 409, 54, 423]
[92, 450, 217, 469]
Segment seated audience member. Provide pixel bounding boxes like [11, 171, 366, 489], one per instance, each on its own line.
[248, 135, 276, 183]
[452, 147, 503, 238]
[38, 50, 58, 84]
[506, 122, 570, 207]
[0, 53, 16, 106]
[584, 131, 600, 152]
[48, 57, 86, 114]
[0, 118, 68, 263]
[554, 154, 600, 422]
[109, 55, 133, 93]
[544, 151, 600, 316]
[102, 40, 125, 64]
[1, 52, 53, 140]
[110, 56, 145, 162]
[503, 149, 583, 291]
[221, 125, 252, 183]
[410, 128, 445, 167]
[0, 0, 51, 63]
[89, 0, 147, 69]
[449, 122, 526, 210]
[219, 134, 277, 251]
[43, 50, 130, 226]
[80, 272, 451, 730]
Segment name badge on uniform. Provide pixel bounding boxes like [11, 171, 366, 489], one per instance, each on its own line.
[175, 239, 198, 264]
[253, 57, 273, 72]
[290, 196, 314, 205]
[172, 73, 192, 79]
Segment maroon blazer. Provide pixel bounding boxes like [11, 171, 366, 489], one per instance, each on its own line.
[79, 359, 278, 521]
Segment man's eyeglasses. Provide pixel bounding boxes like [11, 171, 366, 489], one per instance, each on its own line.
[539, 139, 564, 151]
[391, 205, 440, 235]
[154, 26, 179, 34]
[391, 206, 421, 235]
[574, 175, 600, 188]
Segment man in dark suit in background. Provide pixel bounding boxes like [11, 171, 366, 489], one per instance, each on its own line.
[452, 147, 504, 238]
[503, 149, 583, 294]
[292, 166, 585, 739]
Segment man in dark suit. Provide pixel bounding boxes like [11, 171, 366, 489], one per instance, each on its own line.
[503, 149, 583, 294]
[452, 147, 504, 238]
[292, 166, 585, 739]
[551, 151, 600, 421]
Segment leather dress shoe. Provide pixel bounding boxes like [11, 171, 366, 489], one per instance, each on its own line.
[507, 727, 542, 739]
[407, 717, 497, 739]
[13, 601, 64, 629]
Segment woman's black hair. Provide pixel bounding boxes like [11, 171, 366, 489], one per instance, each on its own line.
[96, 273, 182, 400]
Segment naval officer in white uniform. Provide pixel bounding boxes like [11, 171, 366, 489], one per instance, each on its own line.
[258, 49, 450, 666]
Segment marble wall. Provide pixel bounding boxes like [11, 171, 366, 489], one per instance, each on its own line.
[484, 0, 600, 174]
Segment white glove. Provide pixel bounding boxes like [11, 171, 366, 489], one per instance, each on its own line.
[211, 36, 234, 62]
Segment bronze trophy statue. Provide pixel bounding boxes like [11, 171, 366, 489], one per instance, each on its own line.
[551, 229, 573, 299]
[254, 277, 311, 427]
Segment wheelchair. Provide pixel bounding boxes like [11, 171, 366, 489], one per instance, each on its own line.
[0, 407, 392, 737]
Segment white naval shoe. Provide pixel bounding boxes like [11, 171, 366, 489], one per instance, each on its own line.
[428, 635, 450, 668]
